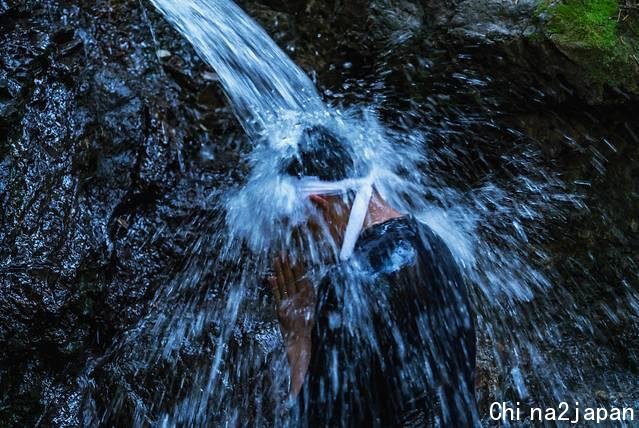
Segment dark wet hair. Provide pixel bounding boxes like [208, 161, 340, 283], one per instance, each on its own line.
[283, 125, 356, 181]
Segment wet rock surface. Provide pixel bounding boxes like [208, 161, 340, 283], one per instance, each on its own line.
[1, 0, 241, 425]
[0, 0, 637, 425]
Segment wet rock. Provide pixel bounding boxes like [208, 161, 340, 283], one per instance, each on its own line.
[438, 0, 639, 104]
[0, 0, 233, 424]
[447, 0, 540, 41]
[246, 0, 638, 104]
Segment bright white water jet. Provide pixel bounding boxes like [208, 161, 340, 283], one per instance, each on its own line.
[149, 0, 326, 136]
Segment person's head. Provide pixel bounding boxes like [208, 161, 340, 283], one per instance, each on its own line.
[282, 125, 359, 242]
[283, 125, 356, 181]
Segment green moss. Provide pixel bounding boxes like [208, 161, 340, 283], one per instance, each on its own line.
[542, 0, 619, 49]
[538, 0, 639, 91]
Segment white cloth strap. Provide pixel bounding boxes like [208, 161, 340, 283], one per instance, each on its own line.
[296, 175, 374, 260]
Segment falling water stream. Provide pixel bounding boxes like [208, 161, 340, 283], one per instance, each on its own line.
[76, 0, 639, 426]
[147, 0, 325, 136]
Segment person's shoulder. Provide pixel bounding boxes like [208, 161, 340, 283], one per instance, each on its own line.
[409, 218, 463, 275]
[410, 217, 446, 245]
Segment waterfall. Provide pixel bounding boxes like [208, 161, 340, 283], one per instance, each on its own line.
[149, 0, 326, 136]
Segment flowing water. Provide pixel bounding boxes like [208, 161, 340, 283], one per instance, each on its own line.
[147, 0, 325, 136]
[76, 0, 638, 426]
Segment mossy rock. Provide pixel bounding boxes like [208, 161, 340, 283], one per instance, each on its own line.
[538, 0, 639, 101]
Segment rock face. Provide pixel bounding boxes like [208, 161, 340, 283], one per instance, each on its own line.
[245, 0, 639, 104]
[1, 0, 638, 425]
[1, 1, 238, 425]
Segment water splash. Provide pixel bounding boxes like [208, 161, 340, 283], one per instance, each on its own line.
[78, 0, 591, 425]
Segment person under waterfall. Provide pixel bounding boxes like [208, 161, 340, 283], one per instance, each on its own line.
[267, 126, 479, 426]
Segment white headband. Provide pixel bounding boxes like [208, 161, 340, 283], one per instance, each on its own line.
[296, 174, 375, 260]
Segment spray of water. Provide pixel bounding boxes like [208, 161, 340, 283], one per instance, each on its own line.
[77, 0, 594, 425]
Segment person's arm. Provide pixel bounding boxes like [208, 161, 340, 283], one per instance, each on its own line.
[268, 256, 315, 396]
